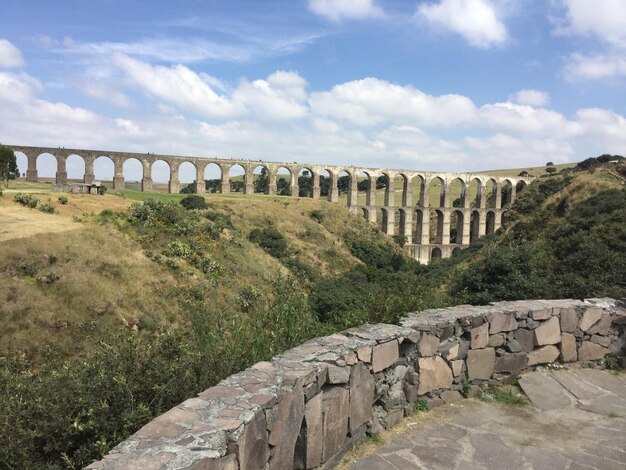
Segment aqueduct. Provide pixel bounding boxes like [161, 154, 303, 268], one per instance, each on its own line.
[9, 145, 533, 263]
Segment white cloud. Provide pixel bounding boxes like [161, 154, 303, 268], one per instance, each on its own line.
[508, 89, 550, 107]
[308, 0, 383, 21]
[81, 81, 133, 107]
[416, 0, 508, 48]
[564, 52, 626, 80]
[0, 39, 24, 68]
[556, 0, 626, 49]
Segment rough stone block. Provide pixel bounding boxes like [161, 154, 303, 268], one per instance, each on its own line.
[531, 308, 552, 321]
[293, 392, 322, 469]
[268, 383, 305, 470]
[466, 348, 496, 380]
[534, 316, 561, 346]
[527, 345, 559, 366]
[579, 307, 603, 332]
[440, 341, 460, 361]
[327, 365, 351, 384]
[470, 323, 489, 349]
[403, 383, 419, 404]
[418, 333, 439, 357]
[494, 353, 528, 374]
[384, 409, 404, 428]
[560, 333, 577, 363]
[238, 410, 269, 470]
[183, 454, 238, 470]
[489, 312, 518, 334]
[321, 386, 349, 463]
[559, 308, 579, 333]
[586, 313, 612, 335]
[372, 340, 399, 373]
[440, 390, 463, 403]
[349, 362, 375, 433]
[450, 360, 464, 377]
[578, 341, 609, 361]
[488, 334, 505, 347]
[356, 346, 372, 364]
[417, 356, 453, 395]
[514, 329, 534, 353]
[590, 335, 611, 347]
[506, 339, 522, 353]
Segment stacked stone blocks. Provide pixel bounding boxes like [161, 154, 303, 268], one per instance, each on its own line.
[87, 298, 625, 470]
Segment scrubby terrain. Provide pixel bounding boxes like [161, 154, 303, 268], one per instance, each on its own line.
[0, 159, 625, 469]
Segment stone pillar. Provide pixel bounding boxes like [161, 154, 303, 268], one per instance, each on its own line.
[312, 173, 320, 199]
[421, 209, 430, 246]
[478, 183, 486, 209]
[169, 166, 180, 194]
[367, 208, 377, 224]
[113, 174, 125, 190]
[461, 209, 471, 245]
[478, 210, 487, 237]
[244, 167, 254, 195]
[195, 167, 205, 194]
[348, 176, 358, 207]
[402, 210, 413, 243]
[384, 180, 394, 207]
[442, 182, 450, 208]
[327, 174, 338, 203]
[84, 155, 95, 184]
[402, 177, 412, 207]
[221, 171, 230, 194]
[441, 210, 450, 245]
[385, 209, 395, 236]
[366, 177, 376, 206]
[26, 153, 38, 182]
[509, 185, 517, 207]
[419, 181, 429, 208]
[462, 181, 470, 209]
[495, 183, 502, 209]
[290, 172, 299, 197]
[493, 211, 502, 232]
[141, 161, 151, 192]
[56, 155, 67, 185]
[267, 171, 276, 195]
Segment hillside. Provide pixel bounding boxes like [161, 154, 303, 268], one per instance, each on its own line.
[1, 162, 625, 469]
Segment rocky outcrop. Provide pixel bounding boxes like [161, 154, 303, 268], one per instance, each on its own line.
[86, 298, 625, 470]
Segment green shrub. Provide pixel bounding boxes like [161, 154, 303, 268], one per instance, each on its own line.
[37, 203, 56, 214]
[14, 192, 39, 208]
[249, 227, 288, 258]
[58, 196, 69, 205]
[180, 195, 208, 210]
[309, 209, 324, 223]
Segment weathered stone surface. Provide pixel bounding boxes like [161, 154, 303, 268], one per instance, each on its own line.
[293, 392, 322, 469]
[489, 312, 518, 334]
[327, 365, 351, 384]
[135, 407, 199, 439]
[356, 346, 372, 364]
[527, 345, 560, 366]
[467, 348, 496, 380]
[560, 333, 577, 363]
[238, 410, 269, 470]
[440, 390, 463, 403]
[403, 383, 419, 403]
[531, 307, 553, 320]
[268, 384, 305, 470]
[586, 313, 612, 335]
[514, 329, 535, 353]
[578, 341, 608, 361]
[494, 353, 528, 374]
[470, 323, 489, 349]
[184, 454, 238, 470]
[534, 316, 561, 346]
[560, 308, 579, 333]
[488, 334, 505, 347]
[418, 333, 439, 357]
[349, 362, 375, 433]
[506, 339, 522, 353]
[417, 356, 453, 395]
[579, 307, 603, 332]
[440, 342, 459, 360]
[450, 360, 464, 377]
[590, 335, 611, 347]
[372, 340, 399, 373]
[321, 386, 349, 463]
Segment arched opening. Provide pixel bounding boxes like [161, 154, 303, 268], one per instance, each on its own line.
[470, 210, 480, 243]
[450, 209, 464, 244]
[14, 151, 27, 179]
[485, 179, 497, 209]
[452, 247, 461, 257]
[36, 153, 57, 181]
[204, 163, 222, 193]
[357, 171, 373, 205]
[448, 178, 466, 208]
[276, 166, 292, 196]
[502, 210, 511, 226]
[94, 156, 114, 183]
[377, 172, 391, 206]
[66, 154, 85, 182]
[151, 160, 171, 192]
[428, 176, 445, 208]
[252, 165, 269, 194]
[337, 170, 352, 206]
[413, 208, 423, 244]
[516, 180, 527, 194]
[396, 173, 409, 207]
[430, 209, 444, 244]
[431, 247, 442, 260]
[501, 180, 513, 208]
[468, 178, 482, 208]
[178, 162, 197, 193]
[486, 211, 496, 235]
[228, 164, 246, 193]
[413, 174, 426, 207]
[398, 208, 408, 241]
[298, 168, 314, 198]
[377, 207, 387, 232]
[361, 207, 371, 222]
[319, 169, 332, 199]
[122, 158, 143, 191]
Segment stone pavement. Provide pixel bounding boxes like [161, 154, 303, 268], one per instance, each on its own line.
[347, 368, 626, 470]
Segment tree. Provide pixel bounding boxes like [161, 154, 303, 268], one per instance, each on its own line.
[0, 145, 18, 187]
[546, 161, 554, 166]
[254, 168, 268, 193]
[518, 170, 529, 177]
[546, 166, 557, 176]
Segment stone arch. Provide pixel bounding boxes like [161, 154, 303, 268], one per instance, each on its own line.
[122, 158, 143, 190]
[413, 208, 424, 244]
[486, 211, 496, 236]
[203, 163, 223, 193]
[178, 161, 197, 184]
[14, 151, 27, 179]
[516, 180, 527, 193]
[361, 207, 374, 223]
[452, 247, 461, 257]
[428, 175, 446, 208]
[396, 173, 411, 207]
[252, 165, 270, 194]
[412, 174, 426, 207]
[450, 209, 464, 244]
[398, 208, 411, 243]
[93, 155, 115, 182]
[431, 247, 442, 260]
[66, 154, 86, 181]
[337, 169, 353, 206]
[151, 160, 171, 191]
[275, 166, 292, 196]
[485, 178, 497, 209]
[468, 177, 483, 208]
[319, 169, 333, 201]
[297, 167, 315, 198]
[36, 152, 57, 179]
[500, 179, 514, 208]
[448, 177, 466, 208]
[430, 209, 444, 244]
[378, 171, 393, 207]
[470, 210, 481, 243]
[228, 164, 246, 193]
[357, 170, 376, 206]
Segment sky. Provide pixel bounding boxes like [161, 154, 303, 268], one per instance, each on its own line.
[1, 0, 626, 180]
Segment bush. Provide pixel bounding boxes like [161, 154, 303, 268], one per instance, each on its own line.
[309, 209, 324, 223]
[37, 203, 56, 214]
[58, 196, 68, 205]
[249, 227, 288, 258]
[180, 195, 208, 210]
[14, 192, 39, 208]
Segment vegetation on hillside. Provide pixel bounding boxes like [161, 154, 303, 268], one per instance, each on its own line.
[1, 161, 625, 469]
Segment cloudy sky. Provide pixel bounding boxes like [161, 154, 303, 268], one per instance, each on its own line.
[1, 0, 626, 176]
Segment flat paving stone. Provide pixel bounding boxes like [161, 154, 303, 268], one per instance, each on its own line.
[346, 369, 626, 470]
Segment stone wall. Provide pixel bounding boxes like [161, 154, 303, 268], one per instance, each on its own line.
[86, 298, 626, 470]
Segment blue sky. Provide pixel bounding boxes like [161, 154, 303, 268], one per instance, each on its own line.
[1, 0, 625, 179]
